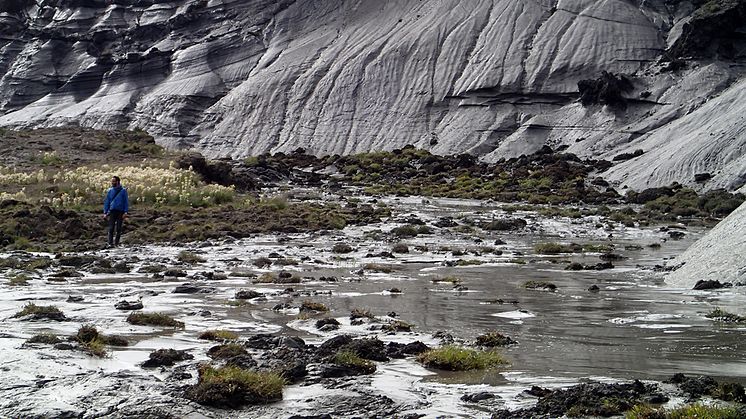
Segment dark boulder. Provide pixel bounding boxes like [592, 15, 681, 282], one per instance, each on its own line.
[141, 349, 193, 368]
[693, 280, 731, 290]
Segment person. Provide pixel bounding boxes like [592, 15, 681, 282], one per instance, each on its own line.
[103, 176, 129, 247]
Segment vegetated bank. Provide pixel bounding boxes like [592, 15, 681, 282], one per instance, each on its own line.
[0, 127, 743, 252]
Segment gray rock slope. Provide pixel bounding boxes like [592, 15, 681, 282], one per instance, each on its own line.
[666, 201, 746, 288]
[1, 0, 745, 192]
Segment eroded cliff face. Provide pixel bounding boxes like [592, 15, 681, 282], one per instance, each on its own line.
[1, 0, 745, 192]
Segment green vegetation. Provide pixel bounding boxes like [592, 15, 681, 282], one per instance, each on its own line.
[625, 403, 741, 419]
[12, 303, 65, 319]
[333, 350, 376, 374]
[300, 301, 329, 312]
[524, 281, 557, 291]
[475, 331, 515, 347]
[8, 273, 32, 286]
[432, 276, 463, 284]
[126, 312, 185, 328]
[187, 364, 285, 407]
[208, 343, 248, 359]
[534, 242, 582, 254]
[26, 333, 61, 344]
[706, 308, 746, 323]
[199, 329, 239, 341]
[417, 345, 508, 371]
[177, 250, 206, 264]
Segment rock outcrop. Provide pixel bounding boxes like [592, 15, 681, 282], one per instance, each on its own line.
[1, 0, 745, 192]
[666, 201, 746, 288]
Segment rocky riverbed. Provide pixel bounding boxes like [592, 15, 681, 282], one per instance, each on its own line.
[2, 192, 746, 418]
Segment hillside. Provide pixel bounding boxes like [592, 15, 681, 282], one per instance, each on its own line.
[1, 0, 745, 192]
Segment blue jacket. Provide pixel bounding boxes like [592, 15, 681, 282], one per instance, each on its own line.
[104, 186, 129, 214]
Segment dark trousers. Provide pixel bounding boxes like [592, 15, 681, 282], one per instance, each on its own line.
[107, 210, 124, 245]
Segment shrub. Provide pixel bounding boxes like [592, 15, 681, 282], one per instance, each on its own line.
[126, 312, 185, 328]
[199, 330, 239, 341]
[417, 346, 508, 371]
[475, 332, 516, 347]
[186, 365, 285, 407]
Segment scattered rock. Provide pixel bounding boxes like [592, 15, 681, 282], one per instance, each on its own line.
[115, 300, 143, 310]
[693, 280, 731, 290]
[461, 392, 495, 402]
[235, 290, 264, 299]
[141, 349, 193, 368]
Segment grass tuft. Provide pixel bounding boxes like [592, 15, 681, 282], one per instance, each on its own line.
[13, 303, 65, 320]
[187, 364, 285, 407]
[126, 312, 185, 328]
[199, 329, 239, 341]
[534, 242, 582, 254]
[625, 403, 741, 419]
[333, 350, 376, 373]
[300, 301, 329, 312]
[417, 345, 508, 371]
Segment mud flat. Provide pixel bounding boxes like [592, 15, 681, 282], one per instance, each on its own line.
[3, 193, 746, 418]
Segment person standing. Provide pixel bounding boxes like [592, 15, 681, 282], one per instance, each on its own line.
[103, 176, 129, 247]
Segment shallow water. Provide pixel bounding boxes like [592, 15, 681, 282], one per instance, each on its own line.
[2, 195, 745, 417]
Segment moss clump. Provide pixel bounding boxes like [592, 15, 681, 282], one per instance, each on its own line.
[300, 301, 329, 312]
[186, 365, 285, 407]
[475, 331, 516, 347]
[126, 312, 185, 328]
[199, 329, 239, 341]
[705, 308, 746, 323]
[417, 345, 508, 371]
[26, 333, 61, 344]
[177, 250, 206, 264]
[333, 350, 376, 374]
[102, 335, 129, 346]
[625, 403, 741, 419]
[534, 242, 582, 254]
[391, 224, 431, 237]
[83, 336, 108, 357]
[12, 303, 66, 320]
[524, 281, 557, 291]
[208, 343, 248, 359]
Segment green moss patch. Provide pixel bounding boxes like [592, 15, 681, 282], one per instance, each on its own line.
[126, 312, 185, 328]
[417, 345, 508, 371]
[186, 365, 285, 408]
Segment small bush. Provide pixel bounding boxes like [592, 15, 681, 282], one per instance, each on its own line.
[186, 365, 285, 407]
[177, 250, 206, 264]
[417, 346, 508, 371]
[83, 336, 108, 357]
[199, 329, 239, 341]
[126, 312, 185, 328]
[333, 350, 376, 374]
